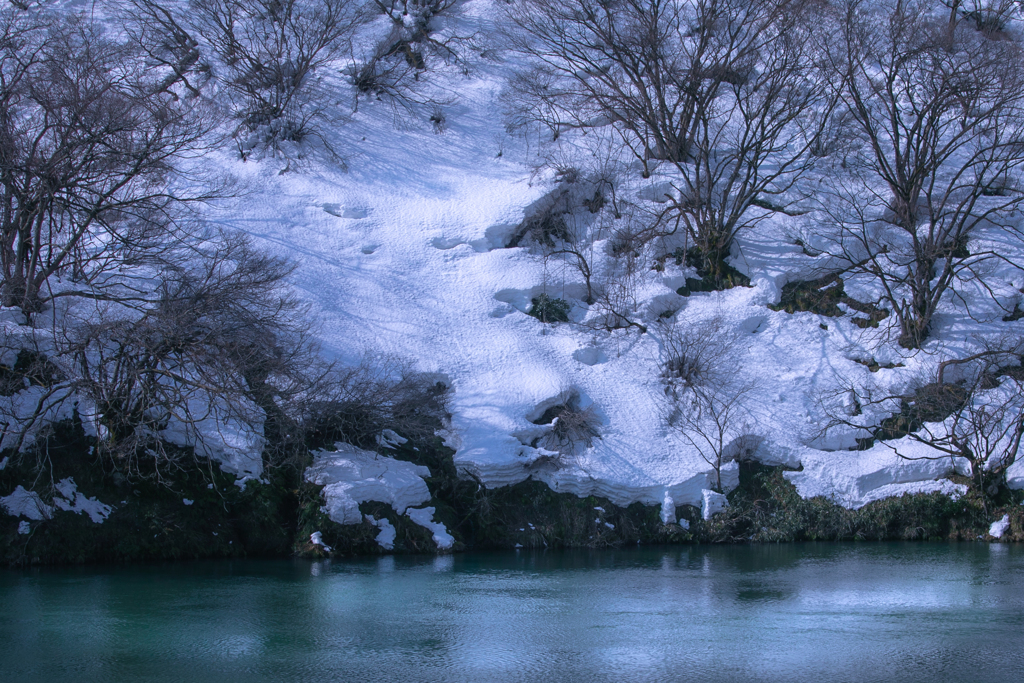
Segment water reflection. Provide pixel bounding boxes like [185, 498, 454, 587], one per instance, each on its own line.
[1, 544, 1023, 683]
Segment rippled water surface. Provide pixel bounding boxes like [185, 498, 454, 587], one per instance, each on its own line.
[2, 543, 1023, 682]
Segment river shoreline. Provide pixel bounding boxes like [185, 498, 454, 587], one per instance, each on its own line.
[4, 425, 1022, 567]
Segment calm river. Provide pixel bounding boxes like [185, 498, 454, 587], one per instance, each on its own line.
[1, 543, 1022, 682]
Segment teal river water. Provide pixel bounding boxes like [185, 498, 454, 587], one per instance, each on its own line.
[1, 543, 1022, 682]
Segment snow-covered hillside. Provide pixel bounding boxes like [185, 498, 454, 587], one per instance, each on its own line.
[4, 0, 1024, 534]
[198, 0, 1024, 510]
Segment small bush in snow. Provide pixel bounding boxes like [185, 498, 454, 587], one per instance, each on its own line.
[534, 393, 601, 456]
[528, 294, 571, 323]
[659, 317, 731, 393]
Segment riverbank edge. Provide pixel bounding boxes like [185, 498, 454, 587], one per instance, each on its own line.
[3, 424, 1023, 566]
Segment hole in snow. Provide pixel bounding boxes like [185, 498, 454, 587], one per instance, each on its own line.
[430, 236, 467, 250]
[470, 224, 517, 252]
[526, 389, 603, 455]
[647, 293, 686, 320]
[739, 315, 767, 334]
[493, 285, 590, 319]
[361, 244, 380, 254]
[323, 204, 368, 219]
[723, 434, 765, 462]
[573, 347, 608, 366]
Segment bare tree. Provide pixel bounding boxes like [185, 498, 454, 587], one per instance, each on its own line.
[0, 9, 215, 316]
[121, 0, 209, 99]
[504, 0, 829, 286]
[814, 0, 1024, 348]
[302, 354, 450, 452]
[823, 343, 1024, 510]
[348, 0, 472, 122]
[941, 0, 1022, 34]
[658, 315, 731, 390]
[52, 233, 315, 477]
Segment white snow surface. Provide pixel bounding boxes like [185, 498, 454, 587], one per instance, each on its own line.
[306, 443, 432, 525]
[989, 515, 1011, 539]
[1, 478, 112, 523]
[366, 515, 397, 550]
[406, 506, 455, 550]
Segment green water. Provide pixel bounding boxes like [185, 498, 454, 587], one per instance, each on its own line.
[1, 543, 1022, 682]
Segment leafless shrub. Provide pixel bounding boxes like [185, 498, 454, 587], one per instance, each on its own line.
[535, 392, 601, 456]
[189, 0, 367, 152]
[302, 356, 450, 452]
[349, 0, 473, 121]
[659, 316, 732, 393]
[53, 233, 317, 479]
[349, 25, 426, 111]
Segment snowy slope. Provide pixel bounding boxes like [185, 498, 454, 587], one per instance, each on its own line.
[6, 0, 1014, 516]
[179, 0, 1024, 512]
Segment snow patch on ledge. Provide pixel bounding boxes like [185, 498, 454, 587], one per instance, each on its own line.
[785, 440, 969, 509]
[1, 478, 112, 523]
[305, 443, 432, 525]
[406, 506, 455, 550]
[160, 405, 265, 480]
[52, 478, 113, 523]
[1, 486, 52, 521]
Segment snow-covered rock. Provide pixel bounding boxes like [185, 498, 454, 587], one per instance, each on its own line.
[51, 478, 112, 523]
[310, 531, 332, 551]
[305, 443, 432, 525]
[1, 479, 112, 523]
